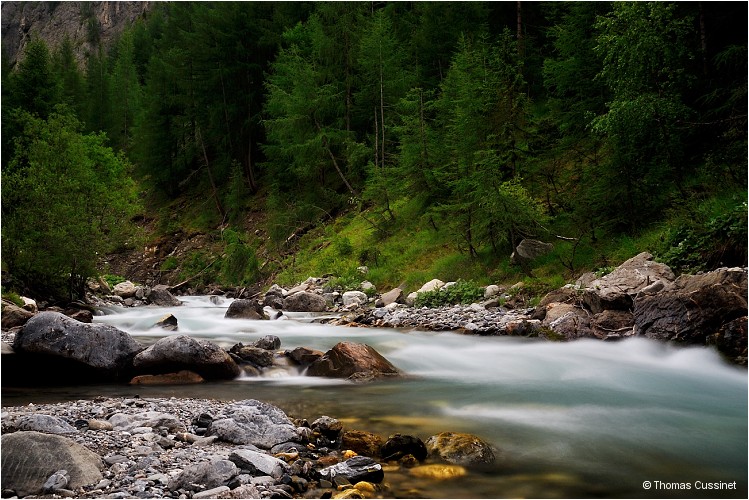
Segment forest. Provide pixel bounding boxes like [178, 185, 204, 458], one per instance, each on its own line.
[1, 1, 747, 301]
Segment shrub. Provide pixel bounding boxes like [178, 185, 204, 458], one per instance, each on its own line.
[414, 279, 484, 307]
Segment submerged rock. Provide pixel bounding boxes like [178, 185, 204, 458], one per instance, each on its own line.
[425, 432, 495, 467]
[318, 456, 384, 484]
[306, 342, 401, 382]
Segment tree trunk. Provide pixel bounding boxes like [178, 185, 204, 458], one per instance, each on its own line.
[516, 1, 524, 56]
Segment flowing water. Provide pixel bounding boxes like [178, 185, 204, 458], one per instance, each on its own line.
[3, 296, 747, 498]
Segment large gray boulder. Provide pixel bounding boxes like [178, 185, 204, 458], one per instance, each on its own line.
[147, 285, 182, 307]
[132, 335, 240, 380]
[15, 414, 77, 435]
[283, 291, 327, 312]
[13, 311, 143, 382]
[634, 267, 747, 361]
[207, 399, 301, 449]
[582, 252, 675, 314]
[1, 431, 103, 497]
[225, 299, 267, 320]
[306, 341, 401, 382]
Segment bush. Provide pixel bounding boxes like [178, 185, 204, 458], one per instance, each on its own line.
[219, 229, 260, 286]
[102, 274, 128, 288]
[414, 279, 484, 307]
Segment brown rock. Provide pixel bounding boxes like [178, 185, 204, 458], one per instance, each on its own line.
[285, 346, 324, 366]
[425, 432, 495, 467]
[1, 303, 34, 329]
[129, 370, 205, 385]
[341, 430, 384, 458]
[306, 342, 400, 381]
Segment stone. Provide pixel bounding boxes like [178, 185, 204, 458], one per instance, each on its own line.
[129, 370, 205, 385]
[425, 432, 495, 466]
[108, 411, 185, 433]
[342, 291, 368, 307]
[409, 464, 467, 480]
[147, 285, 182, 307]
[154, 314, 178, 331]
[1, 431, 103, 497]
[582, 252, 675, 314]
[1, 303, 34, 328]
[208, 399, 301, 449]
[216, 484, 261, 499]
[194, 486, 231, 499]
[43, 469, 70, 492]
[513, 239, 553, 261]
[225, 299, 266, 320]
[333, 489, 365, 499]
[405, 292, 419, 306]
[112, 280, 137, 298]
[168, 458, 239, 492]
[229, 449, 289, 479]
[230, 345, 275, 367]
[379, 288, 403, 306]
[381, 434, 427, 462]
[16, 414, 77, 434]
[634, 267, 747, 359]
[341, 430, 383, 458]
[132, 334, 240, 380]
[306, 342, 401, 381]
[66, 309, 94, 323]
[285, 346, 324, 366]
[708, 316, 747, 365]
[590, 310, 634, 339]
[360, 281, 376, 292]
[311, 416, 343, 440]
[283, 291, 327, 312]
[417, 279, 445, 294]
[13, 311, 143, 382]
[484, 285, 501, 299]
[251, 335, 281, 350]
[318, 456, 384, 484]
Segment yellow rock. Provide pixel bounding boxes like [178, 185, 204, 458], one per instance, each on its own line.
[333, 489, 365, 499]
[354, 481, 376, 497]
[343, 449, 359, 459]
[409, 464, 467, 480]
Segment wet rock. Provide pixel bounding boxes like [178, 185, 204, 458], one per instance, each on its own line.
[381, 434, 427, 462]
[582, 252, 675, 314]
[129, 370, 205, 385]
[251, 335, 281, 350]
[154, 314, 178, 331]
[14, 311, 144, 382]
[230, 344, 275, 367]
[132, 334, 241, 380]
[147, 285, 182, 307]
[16, 414, 77, 434]
[285, 346, 324, 366]
[1, 303, 35, 328]
[284, 291, 327, 312]
[208, 399, 301, 449]
[306, 342, 401, 382]
[333, 489, 365, 499]
[341, 430, 383, 458]
[168, 458, 239, 492]
[229, 449, 290, 479]
[225, 299, 267, 320]
[312, 416, 343, 440]
[425, 432, 495, 466]
[318, 456, 384, 484]
[708, 316, 748, 364]
[1, 431, 103, 497]
[590, 310, 634, 339]
[409, 464, 467, 480]
[113, 280, 138, 298]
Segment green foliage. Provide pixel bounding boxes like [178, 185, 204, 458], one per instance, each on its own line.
[218, 229, 260, 286]
[2, 291, 25, 307]
[414, 280, 484, 308]
[323, 268, 366, 293]
[102, 274, 128, 288]
[2, 110, 139, 299]
[160, 256, 178, 271]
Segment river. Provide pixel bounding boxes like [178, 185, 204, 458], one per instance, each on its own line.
[3, 296, 747, 498]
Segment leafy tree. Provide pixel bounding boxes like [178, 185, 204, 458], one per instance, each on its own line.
[2, 110, 139, 300]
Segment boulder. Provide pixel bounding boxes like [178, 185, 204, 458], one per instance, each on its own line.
[318, 456, 384, 484]
[132, 335, 240, 380]
[513, 238, 554, 261]
[284, 291, 327, 312]
[381, 434, 427, 462]
[417, 279, 445, 294]
[311, 416, 343, 440]
[230, 345, 275, 367]
[484, 285, 501, 299]
[154, 314, 178, 331]
[225, 299, 267, 320]
[112, 280, 137, 298]
[582, 252, 675, 314]
[342, 291, 368, 307]
[285, 346, 324, 366]
[13, 311, 143, 382]
[341, 430, 384, 458]
[108, 411, 186, 433]
[16, 414, 77, 434]
[634, 267, 747, 357]
[229, 449, 289, 479]
[207, 399, 301, 449]
[129, 370, 205, 385]
[1, 431, 103, 497]
[147, 285, 182, 307]
[1, 303, 34, 329]
[251, 335, 281, 350]
[590, 310, 634, 339]
[708, 316, 747, 365]
[425, 432, 495, 467]
[168, 458, 239, 492]
[306, 342, 401, 382]
[379, 288, 403, 307]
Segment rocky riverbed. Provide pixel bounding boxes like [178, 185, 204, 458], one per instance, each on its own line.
[1, 396, 494, 499]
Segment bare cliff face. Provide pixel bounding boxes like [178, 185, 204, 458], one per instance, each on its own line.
[1, 1, 150, 67]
